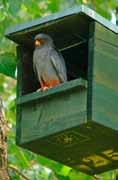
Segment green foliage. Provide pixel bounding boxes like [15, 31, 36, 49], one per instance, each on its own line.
[82, 0, 118, 19]
[0, 53, 16, 78]
[0, 0, 118, 179]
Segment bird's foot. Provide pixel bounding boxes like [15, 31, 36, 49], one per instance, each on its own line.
[42, 86, 49, 91]
[36, 88, 42, 92]
[36, 86, 49, 92]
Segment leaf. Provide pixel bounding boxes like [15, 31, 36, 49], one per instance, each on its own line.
[68, 169, 92, 180]
[8, 0, 22, 16]
[0, 53, 16, 78]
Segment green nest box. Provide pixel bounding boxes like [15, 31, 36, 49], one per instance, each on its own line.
[5, 5, 118, 175]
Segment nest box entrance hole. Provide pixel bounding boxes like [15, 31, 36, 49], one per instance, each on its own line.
[19, 34, 88, 95]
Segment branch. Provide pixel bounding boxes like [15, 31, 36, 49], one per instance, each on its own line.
[0, 97, 10, 180]
[8, 164, 30, 180]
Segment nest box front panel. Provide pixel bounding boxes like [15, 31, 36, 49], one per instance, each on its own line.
[17, 80, 87, 145]
[92, 23, 118, 130]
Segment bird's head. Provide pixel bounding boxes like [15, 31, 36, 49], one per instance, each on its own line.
[34, 33, 54, 48]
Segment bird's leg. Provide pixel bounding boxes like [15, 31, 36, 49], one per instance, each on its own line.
[40, 78, 49, 91]
[37, 80, 60, 92]
[36, 80, 44, 92]
[36, 86, 42, 92]
[38, 81, 49, 91]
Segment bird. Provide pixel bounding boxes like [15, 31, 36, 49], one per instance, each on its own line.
[33, 33, 67, 91]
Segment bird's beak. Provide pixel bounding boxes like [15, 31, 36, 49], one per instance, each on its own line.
[35, 40, 41, 47]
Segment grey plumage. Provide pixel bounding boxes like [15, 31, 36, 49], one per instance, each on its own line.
[33, 33, 67, 89]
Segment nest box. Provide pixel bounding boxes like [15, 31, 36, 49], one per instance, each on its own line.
[5, 5, 118, 175]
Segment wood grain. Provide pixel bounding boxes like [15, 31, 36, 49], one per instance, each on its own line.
[92, 23, 118, 130]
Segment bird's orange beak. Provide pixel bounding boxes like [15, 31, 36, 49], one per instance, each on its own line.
[35, 39, 41, 47]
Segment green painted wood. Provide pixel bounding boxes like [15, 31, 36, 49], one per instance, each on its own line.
[16, 46, 22, 144]
[5, 5, 118, 38]
[94, 22, 118, 46]
[92, 23, 118, 130]
[21, 122, 118, 175]
[94, 39, 118, 90]
[5, 13, 90, 49]
[17, 78, 87, 105]
[87, 22, 95, 121]
[17, 85, 87, 144]
[16, 46, 22, 97]
[18, 46, 38, 95]
[92, 82, 118, 130]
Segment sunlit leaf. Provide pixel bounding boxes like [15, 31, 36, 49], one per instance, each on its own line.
[0, 53, 16, 78]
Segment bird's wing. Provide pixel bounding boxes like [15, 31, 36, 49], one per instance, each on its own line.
[33, 53, 38, 76]
[33, 51, 41, 82]
[50, 49, 67, 82]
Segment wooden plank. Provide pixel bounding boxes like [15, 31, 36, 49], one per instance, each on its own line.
[5, 13, 90, 49]
[92, 82, 118, 130]
[16, 46, 22, 144]
[94, 22, 118, 46]
[5, 5, 117, 37]
[5, 6, 82, 36]
[17, 78, 87, 105]
[20, 120, 118, 175]
[93, 39, 118, 91]
[16, 46, 23, 97]
[19, 87, 87, 143]
[92, 34, 118, 130]
[87, 22, 95, 121]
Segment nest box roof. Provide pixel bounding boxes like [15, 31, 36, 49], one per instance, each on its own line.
[5, 5, 118, 49]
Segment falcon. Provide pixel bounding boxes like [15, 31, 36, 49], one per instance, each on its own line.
[33, 33, 67, 91]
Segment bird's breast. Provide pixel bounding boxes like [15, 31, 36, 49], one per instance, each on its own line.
[33, 48, 52, 72]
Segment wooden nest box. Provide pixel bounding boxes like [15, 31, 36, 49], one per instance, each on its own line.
[5, 5, 118, 175]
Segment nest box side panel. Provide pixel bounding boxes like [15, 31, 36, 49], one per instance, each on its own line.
[92, 22, 118, 130]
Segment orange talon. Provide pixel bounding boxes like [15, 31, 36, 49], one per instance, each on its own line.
[42, 86, 49, 91]
[37, 79, 60, 92]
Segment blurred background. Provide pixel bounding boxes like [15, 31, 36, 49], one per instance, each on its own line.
[0, 0, 118, 179]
